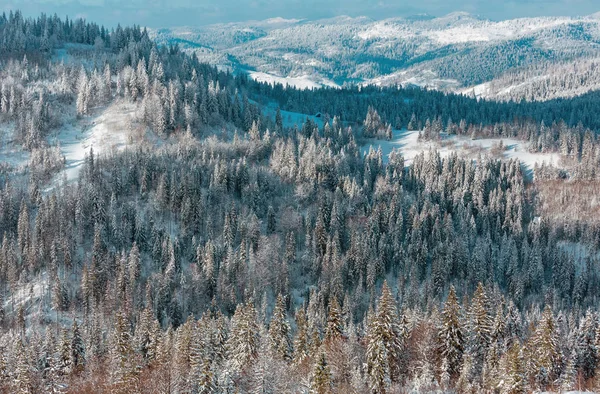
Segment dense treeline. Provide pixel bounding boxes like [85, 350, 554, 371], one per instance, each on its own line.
[2, 10, 600, 394]
[254, 81, 600, 132]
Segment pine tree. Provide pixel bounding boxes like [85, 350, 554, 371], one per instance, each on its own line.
[560, 351, 577, 392]
[275, 108, 283, 133]
[196, 357, 216, 394]
[70, 320, 86, 374]
[268, 294, 292, 362]
[110, 310, 138, 393]
[57, 328, 72, 375]
[530, 306, 562, 387]
[227, 302, 260, 374]
[311, 353, 332, 394]
[293, 307, 310, 364]
[469, 283, 492, 378]
[366, 325, 391, 394]
[503, 342, 527, 394]
[576, 310, 598, 380]
[172, 316, 194, 392]
[13, 339, 33, 394]
[366, 282, 405, 392]
[76, 67, 89, 116]
[439, 285, 464, 378]
[128, 242, 141, 290]
[324, 297, 343, 342]
[189, 318, 217, 394]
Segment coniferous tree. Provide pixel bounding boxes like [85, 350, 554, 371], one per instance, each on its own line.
[311, 353, 332, 394]
[268, 294, 292, 362]
[439, 285, 464, 379]
[110, 311, 137, 393]
[70, 320, 86, 374]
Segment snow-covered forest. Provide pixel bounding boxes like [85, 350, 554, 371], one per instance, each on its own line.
[2, 10, 600, 394]
[153, 12, 600, 101]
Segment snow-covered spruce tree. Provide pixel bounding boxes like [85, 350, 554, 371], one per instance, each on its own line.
[576, 309, 598, 381]
[324, 297, 344, 343]
[293, 307, 311, 365]
[13, 338, 34, 394]
[528, 305, 562, 389]
[439, 285, 464, 381]
[311, 352, 332, 394]
[268, 294, 292, 362]
[70, 320, 86, 374]
[227, 302, 260, 376]
[365, 282, 405, 392]
[109, 311, 138, 393]
[502, 342, 528, 394]
[468, 282, 492, 381]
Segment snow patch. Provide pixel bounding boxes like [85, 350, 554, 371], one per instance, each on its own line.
[361, 129, 562, 170]
[248, 71, 339, 90]
[368, 69, 460, 90]
[357, 22, 408, 40]
[50, 101, 139, 182]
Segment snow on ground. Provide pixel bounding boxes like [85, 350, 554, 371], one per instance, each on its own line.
[461, 82, 491, 97]
[425, 16, 577, 45]
[357, 22, 411, 40]
[367, 69, 460, 91]
[361, 129, 562, 171]
[5, 271, 48, 315]
[463, 75, 551, 99]
[49, 100, 139, 183]
[249, 71, 340, 90]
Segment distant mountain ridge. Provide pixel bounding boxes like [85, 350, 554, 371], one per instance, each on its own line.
[151, 12, 600, 100]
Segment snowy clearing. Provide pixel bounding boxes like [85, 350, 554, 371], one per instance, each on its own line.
[361, 129, 562, 170]
[248, 71, 340, 90]
[49, 100, 140, 183]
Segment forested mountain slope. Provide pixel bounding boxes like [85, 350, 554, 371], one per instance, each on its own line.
[2, 10, 600, 394]
[153, 12, 600, 101]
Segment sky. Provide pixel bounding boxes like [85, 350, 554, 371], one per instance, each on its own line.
[4, 0, 600, 28]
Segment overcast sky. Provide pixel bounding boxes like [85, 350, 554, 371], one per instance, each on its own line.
[5, 0, 600, 28]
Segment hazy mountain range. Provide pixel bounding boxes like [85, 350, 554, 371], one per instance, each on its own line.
[151, 11, 600, 100]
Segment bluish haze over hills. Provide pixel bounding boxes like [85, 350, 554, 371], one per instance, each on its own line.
[6, 0, 600, 27]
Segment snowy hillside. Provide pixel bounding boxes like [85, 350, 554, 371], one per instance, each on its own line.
[153, 12, 600, 98]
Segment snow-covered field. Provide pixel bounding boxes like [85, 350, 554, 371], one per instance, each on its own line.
[361, 129, 561, 170]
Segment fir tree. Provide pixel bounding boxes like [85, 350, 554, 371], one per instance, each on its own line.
[439, 285, 464, 378]
[324, 297, 343, 342]
[110, 310, 138, 393]
[311, 353, 332, 394]
[268, 294, 292, 362]
[70, 320, 86, 374]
